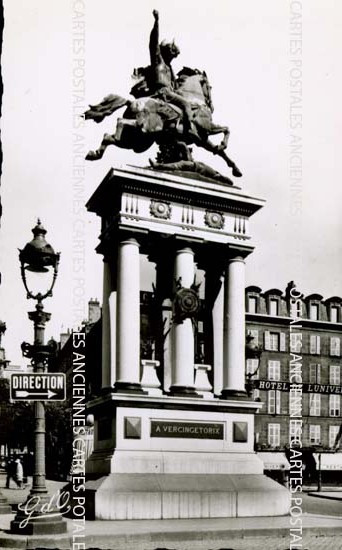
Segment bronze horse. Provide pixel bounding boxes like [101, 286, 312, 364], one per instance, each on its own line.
[85, 68, 242, 178]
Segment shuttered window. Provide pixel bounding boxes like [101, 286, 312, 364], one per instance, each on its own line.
[310, 335, 320, 355]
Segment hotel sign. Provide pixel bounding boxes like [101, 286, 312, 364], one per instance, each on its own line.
[255, 380, 342, 395]
[151, 420, 224, 439]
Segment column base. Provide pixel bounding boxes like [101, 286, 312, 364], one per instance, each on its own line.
[113, 381, 147, 394]
[101, 385, 114, 395]
[220, 388, 249, 400]
[169, 385, 201, 398]
[0, 494, 11, 514]
[11, 517, 67, 535]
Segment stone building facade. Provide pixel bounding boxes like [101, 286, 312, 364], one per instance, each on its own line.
[245, 283, 342, 454]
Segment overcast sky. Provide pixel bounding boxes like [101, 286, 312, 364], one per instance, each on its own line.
[1, 0, 342, 364]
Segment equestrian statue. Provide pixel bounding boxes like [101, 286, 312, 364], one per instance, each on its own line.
[85, 10, 242, 183]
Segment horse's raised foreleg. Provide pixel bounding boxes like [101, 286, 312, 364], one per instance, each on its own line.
[207, 124, 230, 151]
[195, 115, 230, 152]
[85, 133, 116, 161]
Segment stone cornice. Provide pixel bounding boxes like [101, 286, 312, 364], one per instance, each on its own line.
[246, 312, 342, 332]
[86, 393, 261, 415]
[87, 165, 265, 218]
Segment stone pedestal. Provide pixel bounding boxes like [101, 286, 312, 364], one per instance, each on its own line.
[0, 494, 11, 514]
[85, 166, 289, 519]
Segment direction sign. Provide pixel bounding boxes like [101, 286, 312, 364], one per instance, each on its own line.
[10, 373, 66, 401]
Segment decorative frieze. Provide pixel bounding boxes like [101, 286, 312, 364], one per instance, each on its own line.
[124, 194, 139, 216]
[204, 210, 225, 230]
[120, 192, 251, 242]
[181, 204, 195, 226]
[234, 215, 246, 235]
[150, 200, 171, 219]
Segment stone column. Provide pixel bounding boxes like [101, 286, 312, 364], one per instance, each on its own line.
[221, 256, 247, 398]
[114, 238, 144, 393]
[212, 275, 224, 395]
[153, 254, 173, 392]
[203, 266, 224, 396]
[170, 247, 197, 396]
[108, 291, 117, 386]
[101, 260, 115, 390]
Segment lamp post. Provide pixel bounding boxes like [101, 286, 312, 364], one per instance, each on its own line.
[11, 220, 67, 535]
[0, 322, 12, 514]
[245, 333, 262, 397]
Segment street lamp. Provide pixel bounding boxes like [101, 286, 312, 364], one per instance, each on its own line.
[245, 333, 262, 397]
[0, 322, 12, 515]
[11, 220, 67, 535]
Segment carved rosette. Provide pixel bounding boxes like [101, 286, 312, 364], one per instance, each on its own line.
[174, 287, 200, 324]
[204, 210, 225, 230]
[150, 200, 171, 219]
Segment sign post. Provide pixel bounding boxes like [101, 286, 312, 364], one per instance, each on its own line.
[10, 373, 66, 401]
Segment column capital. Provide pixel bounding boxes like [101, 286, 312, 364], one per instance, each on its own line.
[119, 237, 140, 248]
[174, 246, 194, 256]
[228, 255, 245, 264]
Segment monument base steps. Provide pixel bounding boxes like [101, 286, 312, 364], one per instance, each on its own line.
[84, 473, 290, 520]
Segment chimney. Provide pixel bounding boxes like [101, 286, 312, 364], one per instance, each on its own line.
[88, 298, 101, 324]
[60, 328, 71, 348]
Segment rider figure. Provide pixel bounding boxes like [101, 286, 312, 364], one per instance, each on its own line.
[149, 10, 193, 132]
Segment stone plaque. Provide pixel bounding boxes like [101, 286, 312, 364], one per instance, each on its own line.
[124, 416, 142, 439]
[233, 422, 248, 442]
[151, 420, 224, 439]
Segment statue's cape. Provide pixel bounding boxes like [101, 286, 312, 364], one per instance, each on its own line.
[84, 94, 127, 123]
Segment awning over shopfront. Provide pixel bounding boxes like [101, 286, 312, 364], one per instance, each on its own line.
[314, 453, 342, 470]
[258, 452, 290, 471]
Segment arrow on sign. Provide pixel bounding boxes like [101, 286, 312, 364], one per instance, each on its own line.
[15, 390, 57, 399]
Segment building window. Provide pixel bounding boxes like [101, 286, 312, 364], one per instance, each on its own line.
[253, 389, 260, 400]
[268, 423, 280, 447]
[330, 306, 339, 323]
[329, 395, 341, 417]
[309, 394, 321, 416]
[264, 331, 287, 351]
[269, 333, 279, 351]
[290, 333, 302, 353]
[330, 365, 340, 385]
[309, 425, 321, 445]
[248, 296, 257, 314]
[264, 331, 278, 351]
[246, 358, 259, 377]
[268, 361, 281, 381]
[280, 333, 286, 352]
[309, 364, 321, 384]
[329, 425, 341, 448]
[310, 304, 319, 321]
[330, 337, 341, 357]
[310, 335, 321, 355]
[269, 299, 279, 316]
[268, 390, 281, 414]
[248, 329, 259, 346]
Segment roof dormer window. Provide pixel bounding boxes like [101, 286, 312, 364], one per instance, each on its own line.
[310, 303, 319, 321]
[269, 298, 279, 316]
[248, 296, 257, 314]
[331, 306, 338, 323]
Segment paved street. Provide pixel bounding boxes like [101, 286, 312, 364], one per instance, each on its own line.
[302, 491, 342, 515]
[1, 476, 342, 549]
[124, 535, 342, 550]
